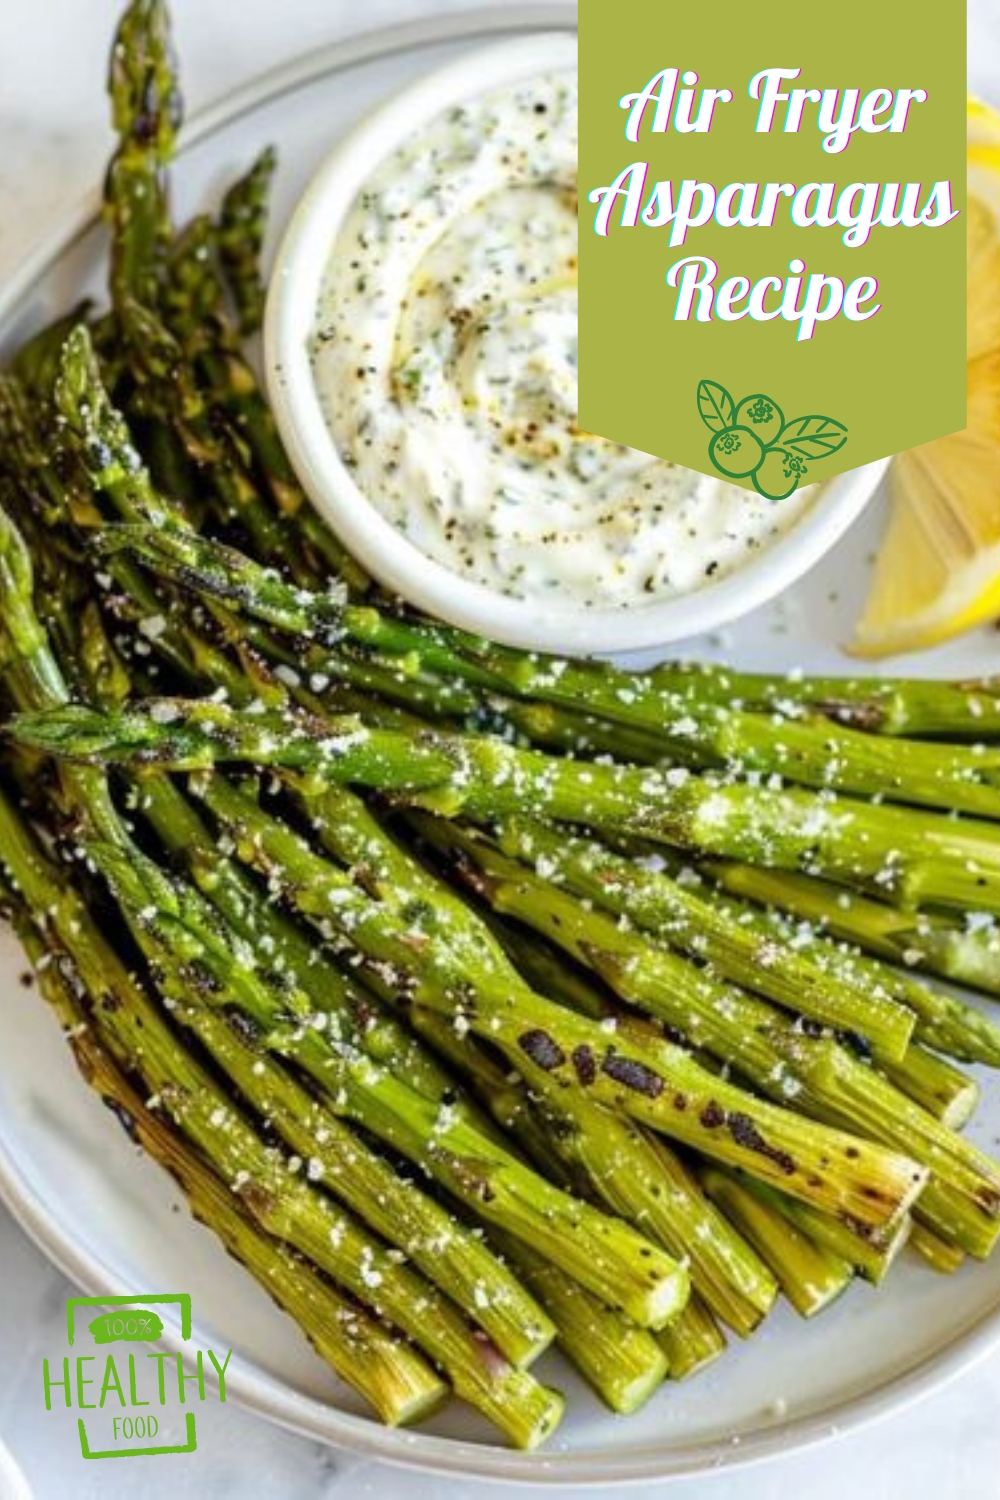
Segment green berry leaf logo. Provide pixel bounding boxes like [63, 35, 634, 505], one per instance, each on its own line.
[708, 426, 763, 478]
[698, 380, 847, 500]
[778, 415, 850, 460]
[697, 380, 736, 432]
[735, 394, 784, 446]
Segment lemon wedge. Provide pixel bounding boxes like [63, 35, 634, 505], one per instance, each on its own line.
[851, 99, 1000, 658]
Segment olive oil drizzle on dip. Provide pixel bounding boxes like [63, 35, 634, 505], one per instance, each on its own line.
[312, 71, 814, 611]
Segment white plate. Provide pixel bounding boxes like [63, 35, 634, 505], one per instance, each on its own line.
[3, 8, 1000, 1488]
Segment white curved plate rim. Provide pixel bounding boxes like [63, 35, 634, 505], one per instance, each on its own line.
[1, 6, 999, 1488]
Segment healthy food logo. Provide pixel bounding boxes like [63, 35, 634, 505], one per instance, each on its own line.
[698, 379, 847, 498]
[41, 1294, 232, 1460]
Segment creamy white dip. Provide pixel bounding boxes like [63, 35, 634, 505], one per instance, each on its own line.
[312, 71, 814, 610]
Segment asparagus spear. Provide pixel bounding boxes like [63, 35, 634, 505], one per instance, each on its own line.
[908, 1222, 967, 1275]
[643, 662, 1000, 741]
[723, 1176, 910, 1286]
[483, 817, 914, 1061]
[105, 0, 181, 309]
[393, 961, 776, 1338]
[701, 1169, 854, 1318]
[400, 983, 778, 1338]
[217, 147, 276, 336]
[879, 1047, 979, 1131]
[707, 859, 1000, 1004]
[483, 816, 1000, 1082]
[26, 686, 1000, 923]
[486, 1232, 669, 1413]
[85, 826, 688, 1333]
[96, 517, 1000, 821]
[479, 876, 977, 1128]
[164, 212, 301, 517]
[408, 996, 757, 1376]
[115, 298, 295, 565]
[171, 773, 929, 1232]
[0, 374, 248, 704]
[0, 502, 137, 847]
[562, 841, 983, 1133]
[163, 214, 371, 591]
[429, 824, 1000, 1258]
[3, 895, 445, 1426]
[532, 1088, 777, 1338]
[106, 10, 367, 593]
[10, 305, 93, 400]
[690, 859, 1000, 1065]
[658, 1296, 726, 1380]
[0, 785, 563, 1447]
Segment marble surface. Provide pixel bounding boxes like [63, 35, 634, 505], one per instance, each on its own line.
[1, 2, 1000, 1496]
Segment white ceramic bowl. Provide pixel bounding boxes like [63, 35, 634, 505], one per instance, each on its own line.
[265, 36, 889, 656]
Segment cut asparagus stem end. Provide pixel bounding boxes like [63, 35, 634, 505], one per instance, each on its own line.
[881, 1048, 979, 1130]
[701, 859, 1000, 1066]
[810, 1043, 1000, 1258]
[730, 1175, 911, 1287]
[658, 1296, 727, 1381]
[909, 1221, 967, 1275]
[494, 1234, 668, 1416]
[702, 1169, 854, 1319]
[486, 1372, 566, 1452]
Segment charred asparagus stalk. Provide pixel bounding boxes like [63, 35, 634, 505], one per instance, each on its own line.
[174, 774, 929, 1232]
[2, 890, 446, 1426]
[0, 784, 563, 1447]
[482, 817, 1000, 1075]
[85, 830, 689, 1334]
[706, 859, 1000, 1005]
[97, 516, 1000, 820]
[701, 1169, 853, 1319]
[424, 822, 1000, 1259]
[642, 662, 1000, 741]
[105, 0, 180, 309]
[290, 782, 778, 1337]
